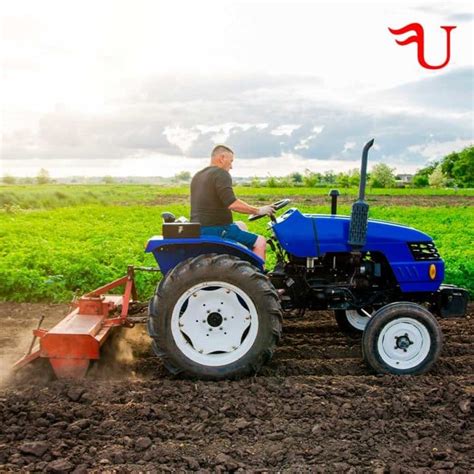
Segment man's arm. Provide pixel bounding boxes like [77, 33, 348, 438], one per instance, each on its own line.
[229, 199, 275, 216]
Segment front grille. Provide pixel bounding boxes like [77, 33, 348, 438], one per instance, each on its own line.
[408, 241, 441, 261]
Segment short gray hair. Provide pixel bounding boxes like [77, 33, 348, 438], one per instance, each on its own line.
[211, 145, 234, 158]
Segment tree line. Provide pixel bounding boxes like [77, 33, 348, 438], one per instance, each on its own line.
[2, 146, 472, 188]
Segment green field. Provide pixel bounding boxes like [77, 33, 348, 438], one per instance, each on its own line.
[0, 185, 473, 302]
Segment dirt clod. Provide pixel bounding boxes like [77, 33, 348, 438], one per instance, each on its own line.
[66, 387, 85, 402]
[135, 436, 152, 451]
[47, 458, 74, 473]
[19, 441, 49, 457]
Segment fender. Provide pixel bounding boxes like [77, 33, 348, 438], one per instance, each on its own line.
[145, 236, 264, 275]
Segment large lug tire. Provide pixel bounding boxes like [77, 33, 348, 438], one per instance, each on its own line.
[334, 309, 371, 333]
[148, 254, 283, 380]
[362, 302, 442, 375]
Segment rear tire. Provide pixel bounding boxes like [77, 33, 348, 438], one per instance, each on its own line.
[362, 302, 442, 375]
[148, 254, 282, 380]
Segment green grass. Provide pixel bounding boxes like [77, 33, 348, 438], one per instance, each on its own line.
[0, 200, 472, 302]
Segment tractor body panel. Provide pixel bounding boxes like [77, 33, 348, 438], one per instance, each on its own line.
[272, 209, 444, 292]
[146, 236, 264, 275]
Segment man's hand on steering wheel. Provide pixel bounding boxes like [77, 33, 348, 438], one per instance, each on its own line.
[256, 205, 276, 217]
[248, 198, 291, 221]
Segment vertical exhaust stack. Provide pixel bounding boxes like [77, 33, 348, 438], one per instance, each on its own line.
[348, 139, 374, 250]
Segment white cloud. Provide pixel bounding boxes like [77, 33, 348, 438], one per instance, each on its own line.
[343, 142, 356, 153]
[270, 124, 301, 136]
[295, 125, 325, 150]
[196, 122, 269, 144]
[163, 126, 200, 154]
[407, 139, 473, 161]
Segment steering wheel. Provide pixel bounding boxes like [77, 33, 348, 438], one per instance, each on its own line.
[248, 198, 292, 221]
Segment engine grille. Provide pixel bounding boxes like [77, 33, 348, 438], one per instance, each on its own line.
[408, 241, 441, 261]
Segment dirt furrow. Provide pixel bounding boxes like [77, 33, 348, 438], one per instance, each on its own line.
[0, 302, 472, 472]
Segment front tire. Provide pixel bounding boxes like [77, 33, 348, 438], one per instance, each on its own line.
[362, 302, 442, 375]
[335, 309, 371, 333]
[148, 254, 282, 380]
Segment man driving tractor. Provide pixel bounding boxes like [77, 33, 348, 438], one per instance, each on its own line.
[190, 145, 275, 260]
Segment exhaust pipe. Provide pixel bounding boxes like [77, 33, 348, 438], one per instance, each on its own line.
[348, 139, 374, 250]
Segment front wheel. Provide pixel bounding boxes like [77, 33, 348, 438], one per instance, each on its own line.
[148, 254, 282, 380]
[362, 302, 442, 375]
[335, 309, 372, 333]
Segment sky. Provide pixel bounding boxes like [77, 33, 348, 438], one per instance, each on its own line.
[1, 0, 473, 178]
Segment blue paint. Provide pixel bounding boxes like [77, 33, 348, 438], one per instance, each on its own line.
[145, 208, 444, 294]
[272, 208, 444, 292]
[145, 235, 264, 275]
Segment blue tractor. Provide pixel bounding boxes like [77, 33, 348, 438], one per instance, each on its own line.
[146, 140, 468, 380]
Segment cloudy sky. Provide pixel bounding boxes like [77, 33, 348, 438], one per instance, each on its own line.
[1, 0, 473, 177]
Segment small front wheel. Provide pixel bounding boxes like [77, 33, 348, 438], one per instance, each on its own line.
[362, 302, 442, 375]
[335, 309, 372, 333]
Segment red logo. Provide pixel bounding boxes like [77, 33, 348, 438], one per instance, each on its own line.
[388, 23, 456, 70]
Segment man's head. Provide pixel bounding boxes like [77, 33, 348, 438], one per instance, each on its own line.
[211, 145, 234, 172]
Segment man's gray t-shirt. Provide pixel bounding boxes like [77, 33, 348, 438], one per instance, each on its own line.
[190, 166, 237, 226]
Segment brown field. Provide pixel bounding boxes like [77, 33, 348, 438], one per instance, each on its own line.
[0, 302, 472, 472]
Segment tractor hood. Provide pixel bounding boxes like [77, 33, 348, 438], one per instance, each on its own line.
[272, 208, 433, 259]
[272, 208, 444, 294]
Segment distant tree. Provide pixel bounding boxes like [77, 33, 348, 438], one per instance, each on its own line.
[174, 171, 191, 182]
[303, 169, 321, 187]
[250, 176, 262, 187]
[453, 146, 474, 187]
[2, 174, 16, 185]
[441, 146, 474, 188]
[428, 165, 446, 188]
[289, 172, 303, 185]
[266, 176, 278, 188]
[322, 171, 336, 185]
[36, 168, 51, 185]
[102, 176, 115, 184]
[276, 177, 292, 187]
[440, 151, 459, 180]
[336, 173, 350, 188]
[412, 161, 438, 187]
[370, 163, 396, 188]
[348, 168, 360, 187]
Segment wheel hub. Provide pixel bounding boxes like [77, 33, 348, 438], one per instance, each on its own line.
[171, 281, 259, 366]
[377, 317, 431, 369]
[207, 312, 223, 327]
[394, 333, 413, 352]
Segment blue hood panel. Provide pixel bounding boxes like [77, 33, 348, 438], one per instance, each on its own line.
[272, 209, 444, 292]
[272, 208, 432, 258]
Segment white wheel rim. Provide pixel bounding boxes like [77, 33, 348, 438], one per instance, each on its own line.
[377, 317, 431, 370]
[171, 281, 259, 367]
[346, 310, 370, 330]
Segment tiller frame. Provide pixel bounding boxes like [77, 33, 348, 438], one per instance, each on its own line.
[13, 266, 158, 379]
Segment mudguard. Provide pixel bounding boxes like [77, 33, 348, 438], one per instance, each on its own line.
[145, 236, 264, 275]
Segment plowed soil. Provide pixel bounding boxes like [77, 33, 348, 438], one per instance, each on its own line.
[0, 302, 472, 472]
